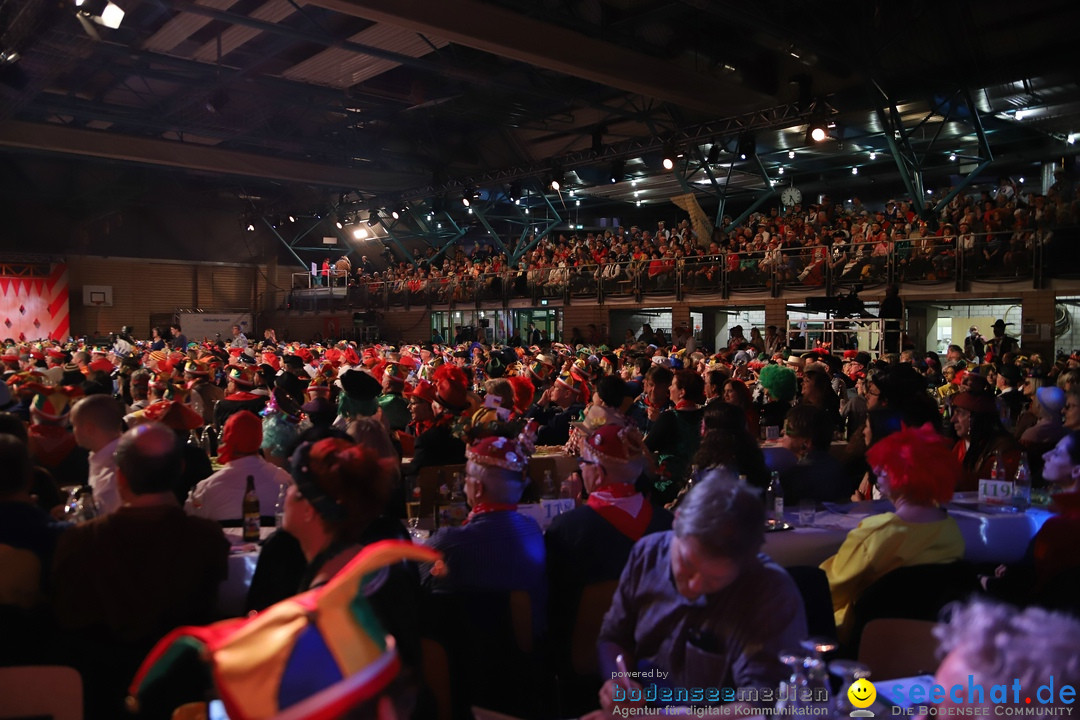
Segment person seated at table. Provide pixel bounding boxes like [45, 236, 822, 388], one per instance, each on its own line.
[692, 401, 769, 489]
[403, 364, 471, 479]
[850, 407, 907, 501]
[721, 376, 759, 439]
[185, 410, 291, 524]
[546, 424, 673, 711]
[799, 365, 842, 430]
[645, 369, 705, 506]
[951, 389, 1022, 491]
[213, 364, 268, 430]
[528, 368, 589, 446]
[280, 435, 421, 668]
[821, 423, 964, 643]
[768, 404, 848, 504]
[1018, 385, 1067, 482]
[592, 472, 807, 718]
[757, 362, 797, 432]
[628, 364, 673, 434]
[421, 434, 546, 630]
[51, 422, 228, 718]
[982, 430, 1080, 609]
[924, 599, 1080, 719]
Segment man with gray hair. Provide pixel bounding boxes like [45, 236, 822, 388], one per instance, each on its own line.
[594, 472, 807, 716]
[916, 600, 1080, 720]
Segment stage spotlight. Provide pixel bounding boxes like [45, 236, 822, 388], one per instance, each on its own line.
[508, 181, 522, 201]
[391, 209, 400, 220]
[808, 123, 827, 143]
[353, 227, 368, 240]
[788, 150, 796, 159]
[462, 197, 470, 207]
[367, 213, 380, 227]
[737, 134, 755, 160]
[288, 215, 296, 223]
[246, 223, 254, 232]
[851, 167, 858, 175]
[101, 1, 125, 28]
[609, 160, 625, 184]
[550, 179, 561, 191]
[662, 143, 676, 170]
[335, 217, 344, 229]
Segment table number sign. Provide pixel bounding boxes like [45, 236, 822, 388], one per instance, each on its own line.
[978, 478, 1014, 505]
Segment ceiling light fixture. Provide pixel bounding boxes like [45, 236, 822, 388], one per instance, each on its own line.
[100, 1, 125, 29]
[778, 167, 785, 175]
[662, 143, 676, 170]
[788, 150, 796, 159]
[353, 227, 368, 240]
[851, 167, 858, 175]
[550, 179, 561, 191]
[808, 123, 828, 143]
[949, 152, 957, 161]
[869, 151, 877, 160]
[390, 209, 400, 220]
[367, 213, 380, 227]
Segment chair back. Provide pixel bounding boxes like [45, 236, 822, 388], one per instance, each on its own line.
[849, 561, 977, 655]
[0, 665, 83, 720]
[569, 580, 618, 676]
[858, 618, 940, 679]
[419, 590, 543, 719]
[785, 566, 837, 640]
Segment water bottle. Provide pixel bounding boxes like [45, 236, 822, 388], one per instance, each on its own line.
[767, 471, 784, 523]
[1012, 453, 1031, 511]
[541, 470, 558, 499]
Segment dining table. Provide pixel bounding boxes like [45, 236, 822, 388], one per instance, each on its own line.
[763, 495, 1052, 569]
[218, 526, 274, 618]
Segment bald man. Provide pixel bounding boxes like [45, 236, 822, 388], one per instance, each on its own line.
[51, 422, 228, 717]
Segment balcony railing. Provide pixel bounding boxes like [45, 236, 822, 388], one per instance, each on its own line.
[276, 226, 1074, 311]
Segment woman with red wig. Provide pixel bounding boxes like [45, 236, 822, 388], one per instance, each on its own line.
[820, 423, 965, 640]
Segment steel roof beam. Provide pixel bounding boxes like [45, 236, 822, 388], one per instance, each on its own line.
[305, 0, 770, 116]
[0, 120, 426, 190]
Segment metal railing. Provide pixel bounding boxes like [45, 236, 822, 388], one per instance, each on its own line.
[271, 226, 1072, 311]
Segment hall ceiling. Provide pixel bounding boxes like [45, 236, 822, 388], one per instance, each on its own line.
[1, 0, 1078, 219]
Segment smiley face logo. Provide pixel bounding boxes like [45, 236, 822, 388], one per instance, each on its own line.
[848, 678, 877, 709]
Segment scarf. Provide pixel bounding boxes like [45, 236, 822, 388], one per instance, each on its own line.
[463, 502, 517, 525]
[586, 483, 653, 541]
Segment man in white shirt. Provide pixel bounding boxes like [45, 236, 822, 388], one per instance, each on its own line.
[71, 394, 125, 515]
[185, 410, 290, 523]
[231, 324, 249, 350]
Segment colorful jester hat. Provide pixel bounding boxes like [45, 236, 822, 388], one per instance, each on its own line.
[129, 540, 441, 720]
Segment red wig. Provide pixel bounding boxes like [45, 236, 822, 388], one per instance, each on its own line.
[507, 375, 536, 415]
[865, 423, 957, 505]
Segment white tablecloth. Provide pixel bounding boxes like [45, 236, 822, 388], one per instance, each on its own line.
[217, 526, 274, 617]
[773, 497, 1053, 569]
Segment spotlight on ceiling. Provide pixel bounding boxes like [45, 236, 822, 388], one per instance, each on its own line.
[851, 167, 858, 175]
[788, 150, 796, 159]
[288, 215, 295, 223]
[391, 209, 400, 220]
[808, 123, 828, 143]
[367, 213, 380, 227]
[869, 151, 877, 160]
[246, 223, 255, 232]
[778, 167, 785, 175]
[550, 179, 561, 191]
[353, 227, 368, 240]
[609, 160, 625, 184]
[737, 134, 755, 161]
[507, 181, 522, 201]
[662, 143, 676, 171]
[335, 217, 344, 229]
[100, 1, 125, 29]
[949, 152, 957, 161]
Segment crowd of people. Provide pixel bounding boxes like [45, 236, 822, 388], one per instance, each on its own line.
[3, 219, 1080, 716]
[333, 177, 1079, 303]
